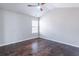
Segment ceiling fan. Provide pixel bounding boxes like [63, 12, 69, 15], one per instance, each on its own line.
[27, 3, 45, 11]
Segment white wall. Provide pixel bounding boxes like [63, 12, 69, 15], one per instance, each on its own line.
[40, 8, 79, 47]
[0, 10, 4, 45]
[0, 9, 38, 46]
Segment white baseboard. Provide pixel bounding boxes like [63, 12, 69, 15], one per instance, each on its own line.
[40, 35, 79, 48]
[0, 36, 38, 47]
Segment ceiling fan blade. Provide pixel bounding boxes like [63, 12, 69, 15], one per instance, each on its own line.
[38, 3, 40, 6]
[41, 3, 45, 5]
[27, 5, 37, 7]
[40, 8, 43, 11]
[27, 3, 46, 7]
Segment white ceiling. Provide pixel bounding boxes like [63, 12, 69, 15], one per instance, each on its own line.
[0, 3, 79, 17]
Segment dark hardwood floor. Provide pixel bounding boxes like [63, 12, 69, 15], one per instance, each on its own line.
[0, 38, 79, 56]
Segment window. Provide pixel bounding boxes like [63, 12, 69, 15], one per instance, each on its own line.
[32, 20, 38, 34]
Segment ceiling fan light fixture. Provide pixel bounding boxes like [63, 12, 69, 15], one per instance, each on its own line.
[37, 6, 41, 9]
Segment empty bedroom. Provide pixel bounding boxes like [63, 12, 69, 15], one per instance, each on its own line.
[0, 3, 79, 56]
